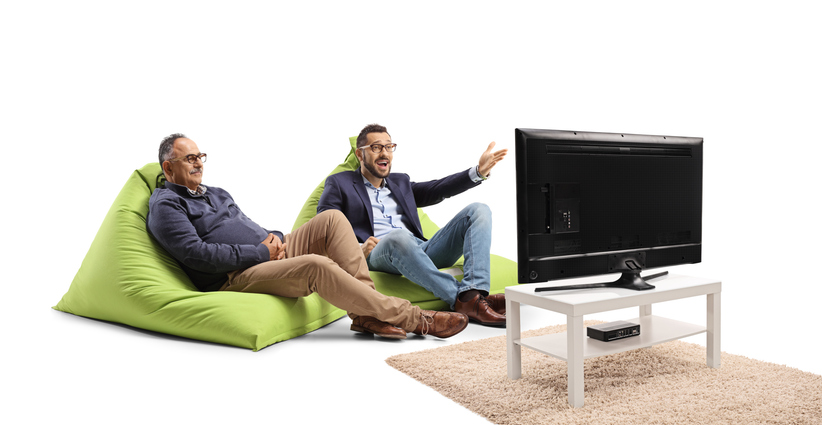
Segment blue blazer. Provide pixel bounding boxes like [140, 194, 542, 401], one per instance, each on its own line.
[317, 168, 481, 243]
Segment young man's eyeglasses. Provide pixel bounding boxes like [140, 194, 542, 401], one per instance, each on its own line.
[359, 143, 398, 153]
[168, 153, 208, 164]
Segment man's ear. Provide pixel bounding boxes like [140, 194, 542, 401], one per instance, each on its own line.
[162, 161, 172, 179]
[354, 147, 363, 163]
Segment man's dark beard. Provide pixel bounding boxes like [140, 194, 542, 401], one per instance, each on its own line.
[363, 157, 391, 180]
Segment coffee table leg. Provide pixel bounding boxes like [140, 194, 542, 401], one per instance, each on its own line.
[707, 292, 721, 368]
[507, 298, 522, 379]
[567, 315, 584, 407]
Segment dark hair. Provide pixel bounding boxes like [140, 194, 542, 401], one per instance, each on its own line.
[356, 124, 389, 148]
[159, 133, 187, 167]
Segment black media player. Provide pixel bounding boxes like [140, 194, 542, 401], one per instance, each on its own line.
[587, 321, 640, 342]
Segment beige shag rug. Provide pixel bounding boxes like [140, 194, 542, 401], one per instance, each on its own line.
[386, 321, 822, 424]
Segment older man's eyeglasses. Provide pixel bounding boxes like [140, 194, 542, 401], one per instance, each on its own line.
[360, 143, 398, 154]
[168, 153, 207, 164]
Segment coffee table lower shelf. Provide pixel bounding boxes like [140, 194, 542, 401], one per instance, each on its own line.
[516, 315, 705, 361]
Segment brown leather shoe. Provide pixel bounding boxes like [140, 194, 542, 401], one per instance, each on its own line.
[412, 311, 468, 338]
[454, 292, 506, 327]
[351, 316, 407, 339]
[486, 293, 506, 315]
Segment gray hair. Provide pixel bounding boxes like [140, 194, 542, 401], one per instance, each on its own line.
[158, 133, 187, 167]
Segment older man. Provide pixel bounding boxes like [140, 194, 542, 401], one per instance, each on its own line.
[317, 124, 508, 327]
[146, 133, 468, 340]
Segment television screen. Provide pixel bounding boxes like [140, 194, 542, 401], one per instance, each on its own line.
[515, 128, 703, 291]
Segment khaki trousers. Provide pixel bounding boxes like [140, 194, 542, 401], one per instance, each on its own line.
[221, 210, 421, 331]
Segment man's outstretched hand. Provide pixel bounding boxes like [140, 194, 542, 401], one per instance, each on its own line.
[262, 233, 287, 261]
[478, 141, 508, 178]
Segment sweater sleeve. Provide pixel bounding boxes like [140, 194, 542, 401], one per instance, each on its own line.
[147, 197, 270, 274]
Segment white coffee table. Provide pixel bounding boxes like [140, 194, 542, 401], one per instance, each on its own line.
[505, 273, 721, 408]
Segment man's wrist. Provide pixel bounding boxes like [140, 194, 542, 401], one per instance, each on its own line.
[469, 165, 484, 182]
[471, 165, 488, 182]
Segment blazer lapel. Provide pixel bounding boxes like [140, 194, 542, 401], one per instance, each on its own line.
[385, 175, 424, 239]
[352, 170, 375, 235]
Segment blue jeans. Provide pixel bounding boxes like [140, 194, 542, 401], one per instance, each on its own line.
[366, 202, 492, 309]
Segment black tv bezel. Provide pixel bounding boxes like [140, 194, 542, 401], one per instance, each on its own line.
[515, 128, 703, 289]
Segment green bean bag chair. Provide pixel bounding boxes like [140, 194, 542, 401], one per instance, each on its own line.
[53, 163, 345, 351]
[293, 137, 519, 311]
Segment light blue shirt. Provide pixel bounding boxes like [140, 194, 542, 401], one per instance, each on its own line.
[362, 167, 484, 240]
[363, 176, 406, 240]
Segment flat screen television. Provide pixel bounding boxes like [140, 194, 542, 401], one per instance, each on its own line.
[515, 128, 702, 291]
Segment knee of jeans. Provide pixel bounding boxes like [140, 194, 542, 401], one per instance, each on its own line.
[468, 202, 492, 221]
[380, 230, 419, 256]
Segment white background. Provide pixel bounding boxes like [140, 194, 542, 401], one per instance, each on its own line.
[2, 1, 820, 423]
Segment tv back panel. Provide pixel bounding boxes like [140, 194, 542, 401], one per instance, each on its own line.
[515, 128, 702, 290]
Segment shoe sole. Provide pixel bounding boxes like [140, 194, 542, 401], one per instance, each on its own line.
[468, 317, 507, 328]
[351, 324, 407, 339]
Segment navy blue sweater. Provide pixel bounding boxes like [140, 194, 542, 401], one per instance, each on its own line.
[146, 182, 282, 291]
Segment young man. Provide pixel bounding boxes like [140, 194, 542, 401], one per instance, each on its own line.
[146, 133, 468, 340]
[317, 124, 508, 326]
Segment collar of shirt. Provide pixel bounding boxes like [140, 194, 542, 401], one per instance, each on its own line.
[164, 181, 209, 198]
[188, 185, 207, 196]
[362, 173, 387, 189]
